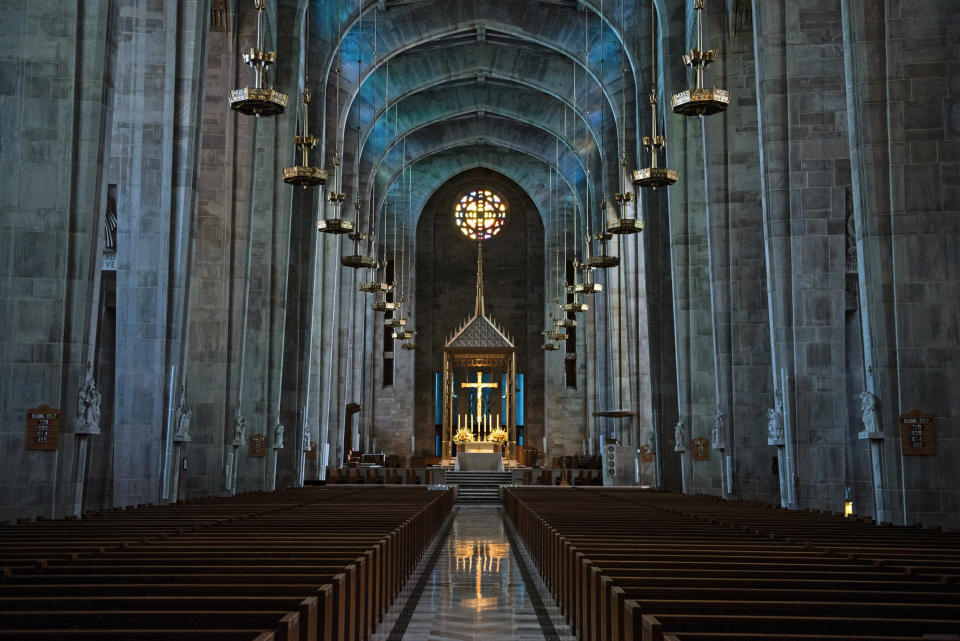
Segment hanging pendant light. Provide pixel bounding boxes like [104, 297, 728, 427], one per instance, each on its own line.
[318, 8, 353, 235]
[546, 328, 569, 342]
[634, 87, 679, 187]
[606, 0, 644, 235]
[341, 232, 379, 268]
[371, 296, 397, 311]
[585, 231, 619, 269]
[281, 11, 322, 186]
[574, 262, 603, 295]
[607, 190, 642, 233]
[386, 153, 412, 332]
[672, 0, 729, 117]
[230, 0, 287, 117]
[343, 20, 380, 270]
[562, 299, 590, 313]
[317, 132, 351, 232]
[283, 91, 327, 187]
[385, 312, 407, 329]
[635, 0, 679, 188]
[393, 328, 415, 341]
[556, 314, 577, 329]
[317, 186, 353, 233]
[361, 201, 392, 292]
[542, 313, 567, 345]
[392, 142, 416, 332]
[564, 257, 595, 307]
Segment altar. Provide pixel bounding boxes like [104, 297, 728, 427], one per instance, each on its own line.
[441, 244, 518, 460]
[455, 452, 504, 471]
[462, 441, 499, 453]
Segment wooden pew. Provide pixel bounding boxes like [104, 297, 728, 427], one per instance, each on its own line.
[503, 487, 960, 641]
[0, 486, 454, 641]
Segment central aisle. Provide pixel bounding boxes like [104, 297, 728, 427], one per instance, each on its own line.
[373, 505, 575, 641]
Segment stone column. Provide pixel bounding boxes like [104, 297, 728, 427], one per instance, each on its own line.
[72, 428, 100, 516]
[766, 392, 793, 509]
[267, 420, 283, 492]
[856, 391, 889, 522]
[674, 420, 690, 494]
[170, 433, 190, 503]
[712, 408, 729, 499]
[226, 411, 245, 495]
[168, 385, 192, 503]
[72, 365, 102, 517]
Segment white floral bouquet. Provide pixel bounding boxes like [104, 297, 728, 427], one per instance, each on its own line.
[453, 427, 475, 444]
[486, 427, 509, 445]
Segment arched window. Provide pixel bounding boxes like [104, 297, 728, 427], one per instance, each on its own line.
[454, 189, 507, 240]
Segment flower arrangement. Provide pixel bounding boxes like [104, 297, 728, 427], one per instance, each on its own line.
[453, 427, 475, 445]
[486, 427, 509, 445]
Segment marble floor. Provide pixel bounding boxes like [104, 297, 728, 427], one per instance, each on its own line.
[372, 505, 576, 641]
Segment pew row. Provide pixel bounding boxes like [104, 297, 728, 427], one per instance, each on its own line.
[0, 485, 454, 641]
[504, 487, 960, 641]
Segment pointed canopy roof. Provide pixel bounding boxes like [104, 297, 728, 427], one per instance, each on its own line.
[444, 244, 515, 351]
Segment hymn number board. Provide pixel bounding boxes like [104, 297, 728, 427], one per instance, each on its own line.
[691, 437, 710, 461]
[248, 434, 267, 457]
[900, 410, 935, 456]
[26, 405, 61, 450]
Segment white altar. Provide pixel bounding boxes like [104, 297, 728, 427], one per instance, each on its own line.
[454, 451, 504, 471]
[462, 441, 499, 453]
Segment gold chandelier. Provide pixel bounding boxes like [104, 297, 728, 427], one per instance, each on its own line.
[282, 91, 327, 187]
[672, 0, 729, 117]
[229, 0, 287, 117]
[635, 0, 678, 188]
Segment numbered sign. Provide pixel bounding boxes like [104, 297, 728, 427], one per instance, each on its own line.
[26, 405, 60, 450]
[900, 410, 935, 456]
[248, 433, 267, 457]
[691, 437, 710, 461]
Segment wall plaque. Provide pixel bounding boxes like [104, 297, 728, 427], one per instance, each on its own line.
[639, 444, 654, 463]
[26, 405, 60, 450]
[900, 410, 935, 456]
[690, 437, 710, 461]
[248, 433, 267, 457]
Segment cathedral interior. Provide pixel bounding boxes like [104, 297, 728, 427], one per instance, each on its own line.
[3, 0, 960, 533]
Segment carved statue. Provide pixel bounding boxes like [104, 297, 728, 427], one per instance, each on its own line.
[233, 411, 245, 445]
[77, 364, 101, 429]
[174, 385, 192, 439]
[712, 407, 726, 450]
[302, 427, 311, 453]
[767, 394, 785, 443]
[674, 420, 686, 452]
[645, 431, 656, 456]
[274, 421, 284, 449]
[860, 391, 881, 433]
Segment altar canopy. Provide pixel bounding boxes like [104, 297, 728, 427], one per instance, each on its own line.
[442, 244, 517, 459]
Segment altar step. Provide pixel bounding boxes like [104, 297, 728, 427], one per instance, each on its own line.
[444, 471, 513, 504]
[456, 487, 501, 504]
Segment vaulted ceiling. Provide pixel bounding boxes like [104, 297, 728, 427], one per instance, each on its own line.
[303, 0, 661, 250]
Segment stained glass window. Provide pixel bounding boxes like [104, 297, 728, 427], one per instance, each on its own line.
[454, 189, 507, 240]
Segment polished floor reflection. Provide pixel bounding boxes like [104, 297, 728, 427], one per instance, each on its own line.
[373, 505, 575, 641]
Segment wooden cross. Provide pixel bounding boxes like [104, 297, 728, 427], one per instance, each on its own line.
[460, 372, 498, 426]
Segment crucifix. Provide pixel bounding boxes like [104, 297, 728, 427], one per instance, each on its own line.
[460, 371, 498, 428]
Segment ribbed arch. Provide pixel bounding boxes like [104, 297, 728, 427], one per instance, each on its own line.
[375, 142, 583, 235]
